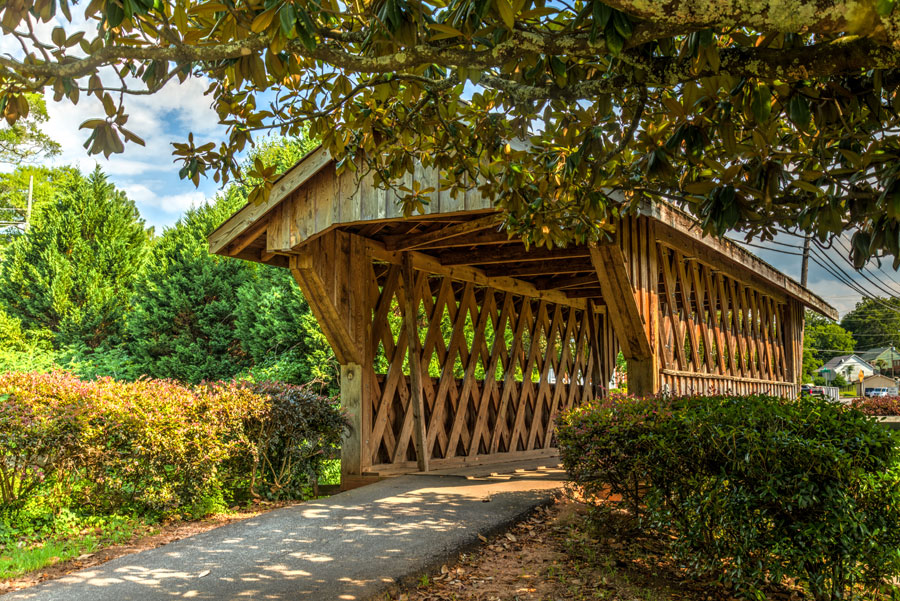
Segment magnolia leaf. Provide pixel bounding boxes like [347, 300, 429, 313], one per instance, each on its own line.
[428, 23, 464, 37]
[606, 30, 624, 55]
[51, 26, 66, 46]
[120, 126, 146, 146]
[250, 8, 276, 33]
[79, 118, 108, 129]
[788, 94, 811, 128]
[102, 93, 117, 117]
[496, 0, 516, 29]
[792, 180, 821, 194]
[683, 181, 717, 195]
[612, 11, 632, 39]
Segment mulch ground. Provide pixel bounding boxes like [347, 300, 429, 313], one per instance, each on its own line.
[388, 498, 809, 601]
[0, 500, 296, 596]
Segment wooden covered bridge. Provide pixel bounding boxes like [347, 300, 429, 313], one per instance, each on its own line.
[210, 147, 837, 486]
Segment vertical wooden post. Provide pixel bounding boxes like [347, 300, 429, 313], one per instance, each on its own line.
[782, 298, 804, 397]
[590, 219, 658, 398]
[401, 252, 429, 472]
[629, 220, 660, 397]
[290, 230, 373, 487]
[628, 356, 659, 397]
[340, 363, 363, 478]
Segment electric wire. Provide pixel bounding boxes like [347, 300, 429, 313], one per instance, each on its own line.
[819, 238, 900, 298]
[832, 236, 900, 296]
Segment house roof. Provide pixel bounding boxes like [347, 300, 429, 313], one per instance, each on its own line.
[860, 373, 898, 384]
[820, 354, 875, 372]
[857, 346, 900, 363]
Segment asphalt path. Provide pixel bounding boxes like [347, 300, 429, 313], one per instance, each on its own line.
[3, 470, 564, 601]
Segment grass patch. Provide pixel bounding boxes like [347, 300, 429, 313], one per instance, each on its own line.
[0, 511, 149, 580]
[318, 458, 341, 486]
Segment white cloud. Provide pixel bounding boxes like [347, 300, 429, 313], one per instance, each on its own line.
[35, 71, 226, 230]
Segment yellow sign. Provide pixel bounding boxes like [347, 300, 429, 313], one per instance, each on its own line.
[859, 369, 865, 382]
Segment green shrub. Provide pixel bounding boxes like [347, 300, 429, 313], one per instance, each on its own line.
[218, 380, 346, 499]
[55, 344, 143, 381]
[558, 394, 900, 601]
[234, 268, 336, 390]
[0, 372, 346, 517]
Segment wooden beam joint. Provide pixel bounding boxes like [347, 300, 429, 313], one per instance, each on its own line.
[589, 243, 652, 361]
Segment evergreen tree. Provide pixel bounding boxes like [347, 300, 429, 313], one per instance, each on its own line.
[127, 194, 252, 383]
[0, 168, 149, 347]
[235, 267, 335, 387]
[121, 136, 322, 384]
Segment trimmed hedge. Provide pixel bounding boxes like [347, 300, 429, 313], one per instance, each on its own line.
[558, 394, 900, 601]
[0, 372, 346, 516]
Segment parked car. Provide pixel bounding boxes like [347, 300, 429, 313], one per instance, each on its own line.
[866, 387, 892, 397]
[801, 385, 825, 397]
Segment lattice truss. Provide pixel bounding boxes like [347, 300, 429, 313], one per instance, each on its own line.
[363, 261, 609, 468]
[655, 243, 792, 394]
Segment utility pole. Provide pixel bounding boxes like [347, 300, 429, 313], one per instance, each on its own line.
[892, 345, 897, 380]
[801, 234, 811, 287]
[24, 175, 33, 231]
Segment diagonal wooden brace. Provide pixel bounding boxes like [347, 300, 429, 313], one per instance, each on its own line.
[589, 243, 652, 361]
[289, 232, 365, 366]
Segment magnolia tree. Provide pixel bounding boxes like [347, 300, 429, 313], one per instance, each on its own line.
[2, 0, 900, 263]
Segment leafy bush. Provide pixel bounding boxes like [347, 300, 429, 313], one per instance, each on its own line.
[0, 372, 346, 517]
[558, 394, 900, 601]
[220, 380, 346, 499]
[852, 396, 900, 416]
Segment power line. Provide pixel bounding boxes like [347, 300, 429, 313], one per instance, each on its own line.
[825, 237, 900, 297]
[781, 228, 900, 294]
[807, 248, 873, 299]
[727, 238, 805, 256]
[730, 229, 900, 318]
[809, 246, 900, 314]
[832, 236, 900, 295]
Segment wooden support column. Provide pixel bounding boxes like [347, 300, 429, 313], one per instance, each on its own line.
[340, 363, 363, 476]
[782, 298, 804, 397]
[590, 242, 659, 396]
[290, 230, 373, 484]
[401, 252, 429, 472]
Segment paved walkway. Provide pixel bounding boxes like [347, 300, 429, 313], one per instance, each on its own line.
[4, 469, 565, 601]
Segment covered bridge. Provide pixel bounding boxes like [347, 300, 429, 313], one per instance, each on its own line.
[210, 146, 837, 486]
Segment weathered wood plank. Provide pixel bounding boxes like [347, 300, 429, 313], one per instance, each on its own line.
[366, 239, 588, 311]
[210, 145, 331, 254]
[400, 253, 429, 472]
[384, 215, 503, 251]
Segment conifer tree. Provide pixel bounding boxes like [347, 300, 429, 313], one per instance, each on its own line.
[127, 193, 252, 383]
[0, 168, 149, 347]
[235, 266, 336, 386]
[125, 136, 324, 384]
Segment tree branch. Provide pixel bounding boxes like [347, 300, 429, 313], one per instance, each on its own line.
[602, 0, 886, 39]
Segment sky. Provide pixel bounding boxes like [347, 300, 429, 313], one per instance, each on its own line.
[728, 233, 898, 318]
[41, 77, 223, 230]
[0, 16, 895, 318]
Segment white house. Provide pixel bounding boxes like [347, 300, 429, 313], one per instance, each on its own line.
[818, 354, 876, 383]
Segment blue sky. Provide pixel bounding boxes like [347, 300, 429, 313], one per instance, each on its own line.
[0, 14, 891, 317]
[41, 76, 224, 230]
